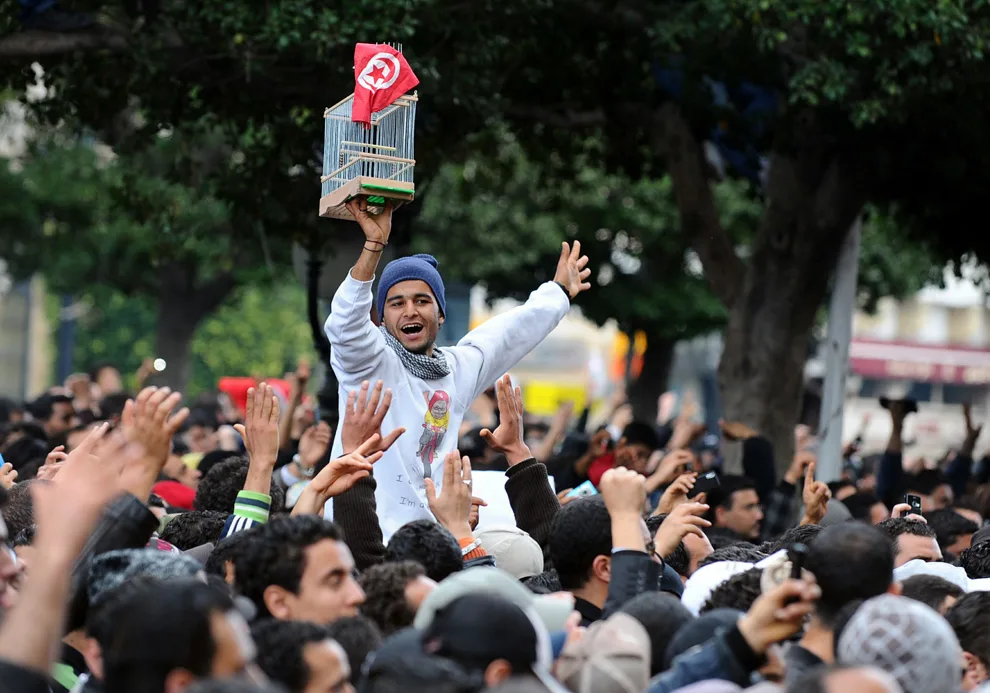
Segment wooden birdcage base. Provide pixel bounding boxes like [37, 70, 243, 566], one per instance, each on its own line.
[319, 177, 415, 220]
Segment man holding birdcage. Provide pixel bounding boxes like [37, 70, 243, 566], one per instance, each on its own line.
[323, 195, 592, 540]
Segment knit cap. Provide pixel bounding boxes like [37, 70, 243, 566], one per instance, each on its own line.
[376, 254, 446, 318]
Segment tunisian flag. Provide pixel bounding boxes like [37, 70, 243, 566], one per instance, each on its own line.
[351, 43, 419, 126]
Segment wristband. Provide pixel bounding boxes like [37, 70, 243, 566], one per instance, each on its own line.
[460, 538, 482, 556]
[553, 281, 572, 301]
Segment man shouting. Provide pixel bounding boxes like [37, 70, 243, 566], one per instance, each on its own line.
[325, 197, 591, 539]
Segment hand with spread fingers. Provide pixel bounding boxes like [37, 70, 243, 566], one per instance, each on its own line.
[654, 501, 712, 557]
[425, 449, 475, 542]
[292, 435, 385, 517]
[341, 380, 405, 455]
[655, 472, 698, 516]
[233, 382, 281, 467]
[480, 374, 531, 466]
[119, 387, 190, 498]
[298, 421, 333, 475]
[552, 240, 592, 299]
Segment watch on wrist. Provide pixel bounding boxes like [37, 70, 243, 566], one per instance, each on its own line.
[293, 454, 316, 479]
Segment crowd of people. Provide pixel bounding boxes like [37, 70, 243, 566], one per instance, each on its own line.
[0, 197, 988, 693]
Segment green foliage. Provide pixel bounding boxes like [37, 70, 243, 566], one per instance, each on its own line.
[64, 282, 311, 396]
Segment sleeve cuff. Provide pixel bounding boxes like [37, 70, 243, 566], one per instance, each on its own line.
[505, 458, 539, 479]
[723, 624, 766, 672]
[233, 490, 271, 523]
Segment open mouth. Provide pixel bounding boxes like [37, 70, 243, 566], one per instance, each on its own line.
[400, 324, 425, 337]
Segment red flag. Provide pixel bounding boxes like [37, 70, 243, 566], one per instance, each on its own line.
[352, 43, 419, 126]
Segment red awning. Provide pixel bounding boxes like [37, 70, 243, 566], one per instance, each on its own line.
[849, 339, 990, 384]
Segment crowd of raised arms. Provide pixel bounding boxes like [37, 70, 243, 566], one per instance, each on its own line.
[0, 197, 988, 693]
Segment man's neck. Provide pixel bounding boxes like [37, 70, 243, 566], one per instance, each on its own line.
[799, 619, 835, 664]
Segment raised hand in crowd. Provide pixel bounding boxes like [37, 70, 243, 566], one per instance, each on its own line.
[280, 358, 312, 451]
[233, 383, 280, 497]
[647, 449, 696, 492]
[668, 397, 707, 450]
[784, 449, 817, 485]
[292, 435, 385, 516]
[346, 196, 394, 244]
[425, 450, 475, 543]
[0, 462, 16, 490]
[800, 460, 831, 526]
[962, 403, 983, 457]
[654, 501, 711, 557]
[737, 577, 821, 655]
[891, 502, 927, 524]
[341, 379, 405, 455]
[654, 472, 704, 516]
[553, 240, 592, 299]
[480, 373, 532, 466]
[600, 467, 648, 552]
[119, 386, 190, 500]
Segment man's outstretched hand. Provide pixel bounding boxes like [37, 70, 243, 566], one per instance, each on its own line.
[345, 196, 393, 244]
[553, 240, 592, 299]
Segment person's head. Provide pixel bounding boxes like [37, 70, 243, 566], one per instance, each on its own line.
[325, 615, 382, 688]
[99, 579, 257, 693]
[520, 570, 562, 595]
[2, 480, 38, 540]
[377, 254, 446, 355]
[251, 619, 354, 693]
[842, 492, 890, 525]
[899, 574, 964, 614]
[836, 594, 962, 693]
[765, 523, 824, 554]
[925, 508, 979, 556]
[423, 593, 549, 689]
[205, 529, 257, 584]
[161, 511, 229, 551]
[358, 561, 437, 636]
[555, 612, 651, 693]
[97, 392, 131, 424]
[164, 453, 204, 490]
[958, 542, 990, 580]
[788, 665, 905, 693]
[183, 410, 220, 454]
[805, 523, 897, 628]
[549, 497, 613, 599]
[195, 457, 284, 515]
[953, 497, 985, 528]
[618, 591, 694, 676]
[705, 475, 763, 540]
[828, 480, 858, 502]
[697, 544, 767, 568]
[876, 518, 941, 567]
[360, 628, 483, 693]
[614, 422, 660, 475]
[647, 514, 712, 579]
[945, 592, 990, 691]
[475, 526, 544, 579]
[234, 515, 365, 624]
[27, 393, 78, 436]
[385, 520, 463, 582]
[0, 488, 21, 617]
[700, 567, 763, 613]
[89, 363, 123, 395]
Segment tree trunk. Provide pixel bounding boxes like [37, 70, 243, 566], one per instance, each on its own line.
[627, 336, 675, 423]
[151, 263, 236, 393]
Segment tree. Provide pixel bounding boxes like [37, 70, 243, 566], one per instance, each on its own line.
[60, 282, 311, 396]
[450, 0, 990, 470]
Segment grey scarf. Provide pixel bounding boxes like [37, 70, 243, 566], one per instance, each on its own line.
[379, 325, 452, 380]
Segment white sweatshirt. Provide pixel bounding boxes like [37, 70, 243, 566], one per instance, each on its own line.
[324, 271, 570, 540]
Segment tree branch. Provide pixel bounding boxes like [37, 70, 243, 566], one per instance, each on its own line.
[0, 29, 127, 60]
[652, 103, 745, 308]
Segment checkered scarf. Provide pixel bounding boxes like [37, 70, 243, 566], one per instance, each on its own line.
[379, 325, 451, 380]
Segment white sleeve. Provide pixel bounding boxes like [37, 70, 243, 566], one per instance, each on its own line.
[452, 282, 570, 399]
[325, 271, 388, 383]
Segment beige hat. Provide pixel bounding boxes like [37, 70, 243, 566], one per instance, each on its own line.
[476, 525, 544, 579]
[555, 613, 651, 693]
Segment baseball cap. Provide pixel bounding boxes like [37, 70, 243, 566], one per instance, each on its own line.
[359, 627, 483, 693]
[413, 567, 574, 632]
[476, 526, 544, 579]
[555, 612, 651, 693]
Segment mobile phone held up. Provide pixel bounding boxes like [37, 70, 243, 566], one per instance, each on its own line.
[905, 494, 923, 516]
[566, 480, 599, 499]
[689, 470, 720, 498]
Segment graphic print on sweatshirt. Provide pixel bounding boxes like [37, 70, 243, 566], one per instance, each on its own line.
[417, 390, 450, 477]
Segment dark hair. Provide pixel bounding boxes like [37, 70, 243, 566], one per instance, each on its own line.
[900, 574, 964, 613]
[194, 457, 285, 515]
[620, 421, 659, 450]
[205, 527, 257, 579]
[945, 592, 990, 666]
[875, 518, 938, 556]
[98, 393, 131, 421]
[233, 515, 345, 617]
[906, 469, 944, 496]
[827, 480, 856, 497]
[619, 591, 694, 676]
[88, 362, 118, 382]
[358, 561, 427, 636]
[805, 523, 894, 626]
[385, 520, 463, 583]
[697, 544, 767, 568]
[924, 509, 979, 553]
[160, 510, 229, 550]
[704, 475, 757, 518]
[100, 579, 235, 693]
[646, 514, 690, 576]
[325, 615, 382, 686]
[958, 542, 990, 580]
[549, 496, 612, 590]
[520, 570, 562, 595]
[3, 480, 41, 540]
[700, 568, 763, 614]
[197, 450, 241, 479]
[251, 618, 333, 691]
[703, 527, 748, 550]
[841, 492, 885, 523]
[12, 525, 35, 547]
[26, 393, 73, 422]
[765, 524, 824, 554]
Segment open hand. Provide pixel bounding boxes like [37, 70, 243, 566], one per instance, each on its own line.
[122, 386, 190, 468]
[654, 501, 711, 557]
[651, 449, 696, 487]
[425, 450, 474, 541]
[480, 374, 531, 465]
[309, 434, 384, 503]
[233, 382, 281, 467]
[341, 380, 405, 455]
[738, 577, 821, 654]
[552, 240, 592, 299]
[345, 196, 393, 244]
[655, 472, 697, 515]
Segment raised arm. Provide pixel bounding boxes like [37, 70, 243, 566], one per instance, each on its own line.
[456, 241, 591, 396]
[324, 197, 394, 381]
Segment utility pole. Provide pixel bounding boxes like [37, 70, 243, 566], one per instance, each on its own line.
[817, 217, 863, 482]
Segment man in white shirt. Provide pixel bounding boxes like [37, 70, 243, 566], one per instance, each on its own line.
[324, 197, 591, 539]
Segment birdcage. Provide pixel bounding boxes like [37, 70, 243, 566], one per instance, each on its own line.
[319, 91, 417, 220]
